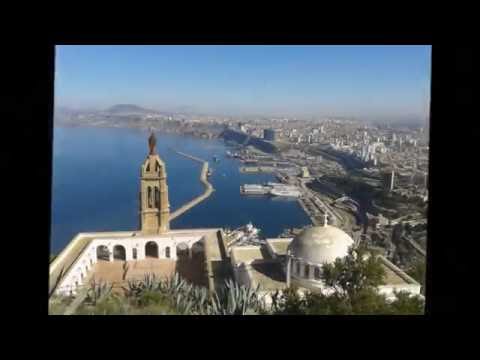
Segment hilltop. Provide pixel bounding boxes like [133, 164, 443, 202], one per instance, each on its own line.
[104, 104, 158, 115]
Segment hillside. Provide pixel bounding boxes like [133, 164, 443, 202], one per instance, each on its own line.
[105, 104, 157, 115]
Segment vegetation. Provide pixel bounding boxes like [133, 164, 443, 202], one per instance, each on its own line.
[271, 246, 425, 315]
[49, 246, 424, 315]
[407, 258, 426, 294]
[49, 274, 266, 315]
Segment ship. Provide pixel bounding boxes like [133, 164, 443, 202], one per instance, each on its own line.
[227, 222, 264, 247]
[207, 169, 213, 177]
[269, 188, 302, 197]
[240, 184, 271, 195]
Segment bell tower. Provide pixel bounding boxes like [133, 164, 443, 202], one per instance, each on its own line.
[139, 132, 170, 234]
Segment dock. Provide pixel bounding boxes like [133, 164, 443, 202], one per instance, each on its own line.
[169, 150, 215, 221]
[239, 166, 276, 173]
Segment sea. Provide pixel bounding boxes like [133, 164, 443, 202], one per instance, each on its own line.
[51, 126, 311, 254]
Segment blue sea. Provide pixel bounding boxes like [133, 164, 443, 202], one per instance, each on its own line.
[51, 127, 311, 254]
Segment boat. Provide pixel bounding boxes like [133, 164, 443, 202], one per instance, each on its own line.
[207, 169, 213, 177]
[240, 184, 270, 195]
[270, 188, 302, 198]
[228, 222, 264, 247]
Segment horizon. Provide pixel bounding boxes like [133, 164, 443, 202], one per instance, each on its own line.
[55, 45, 431, 123]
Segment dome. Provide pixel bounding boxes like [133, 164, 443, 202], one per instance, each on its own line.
[288, 225, 354, 265]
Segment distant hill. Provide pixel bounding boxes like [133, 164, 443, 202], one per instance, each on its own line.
[105, 104, 158, 115]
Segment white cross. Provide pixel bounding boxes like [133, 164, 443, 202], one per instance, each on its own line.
[323, 212, 329, 227]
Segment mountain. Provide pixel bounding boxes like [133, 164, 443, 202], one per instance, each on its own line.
[104, 104, 158, 115]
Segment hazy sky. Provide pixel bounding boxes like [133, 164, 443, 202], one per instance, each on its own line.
[55, 45, 431, 121]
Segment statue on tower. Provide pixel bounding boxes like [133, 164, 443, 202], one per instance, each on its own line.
[148, 131, 157, 155]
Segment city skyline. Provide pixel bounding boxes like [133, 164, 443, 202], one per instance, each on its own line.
[55, 45, 431, 123]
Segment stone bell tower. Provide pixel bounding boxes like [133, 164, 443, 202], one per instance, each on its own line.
[140, 132, 170, 234]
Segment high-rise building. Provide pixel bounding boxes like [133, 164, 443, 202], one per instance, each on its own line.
[390, 170, 395, 192]
[263, 128, 277, 141]
[300, 166, 310, 178]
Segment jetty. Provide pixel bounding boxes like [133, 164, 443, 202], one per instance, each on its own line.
[169, 150, 214, 221]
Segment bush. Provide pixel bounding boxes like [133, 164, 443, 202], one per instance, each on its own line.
[61, 273, 267, 315]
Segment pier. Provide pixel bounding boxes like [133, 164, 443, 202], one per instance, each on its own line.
[239, 166, 276, 173]
[169, 150, 214, 221]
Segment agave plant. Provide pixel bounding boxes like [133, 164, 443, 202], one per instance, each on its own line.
[85, 280, 113, 305]
[122, 262, 130, 281]
[210, 279, 265, 315]
[123, 279, 144, 299]
[142, 273, 159, 291]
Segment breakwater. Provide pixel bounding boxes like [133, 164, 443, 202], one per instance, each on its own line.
[169, 150, 214, 221]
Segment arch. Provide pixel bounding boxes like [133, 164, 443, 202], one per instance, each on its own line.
[90, 258, 93, 266]
[176, 242, 189, 258]
[155, 187, 160, 208]
[113, 245, 126, 261]
[304, 264, 310, 279]
[165, 247, 171, 258]
[314, 267, 321, 280]
[147, 187, 152, 208]
[296, 261, 301, 276]
[96, 245, 110, 261]
[80, 272, 84, 280]
[132, 248, 138, 260]
[145, 241, 159, 258]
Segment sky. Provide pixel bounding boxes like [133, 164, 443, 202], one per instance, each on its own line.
[55, 45, 431, 122]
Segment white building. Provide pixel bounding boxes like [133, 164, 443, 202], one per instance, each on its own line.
[230, 218, 422, 304]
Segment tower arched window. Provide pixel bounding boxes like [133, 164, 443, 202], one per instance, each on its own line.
[147, 187, 152, 208]
[155, 187, 160, 208]
[296, 261, 300, 276]
[314, 267, 321, 280]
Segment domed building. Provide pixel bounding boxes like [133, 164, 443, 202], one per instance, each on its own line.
[230, 213, 422, 302]
[286, 220, 354, 291]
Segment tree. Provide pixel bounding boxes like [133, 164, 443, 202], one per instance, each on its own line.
[273, 245, 425, 315]
[407, 259, 426, 288]
[388, 291, 425, 315]
[303, 291, 351, 315]
[271, 287, 307, 315]
[321, 245, 386, 299]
